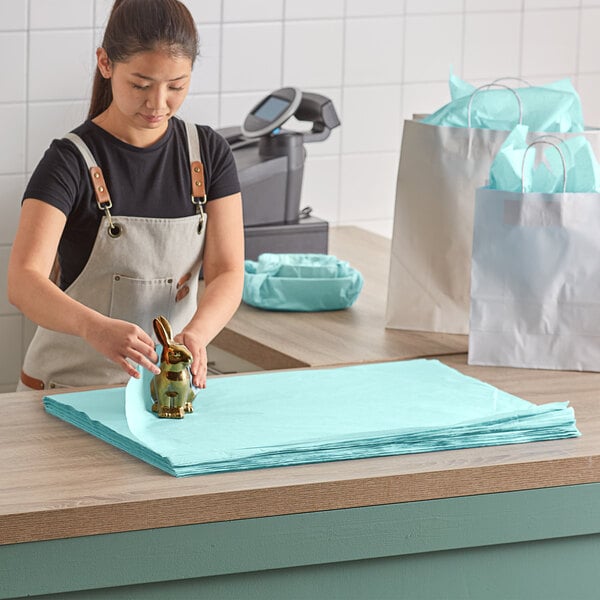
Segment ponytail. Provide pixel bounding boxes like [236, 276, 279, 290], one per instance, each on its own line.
[88, 0, 198, 119]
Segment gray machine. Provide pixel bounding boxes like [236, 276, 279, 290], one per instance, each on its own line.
[218, 87, 340, 260]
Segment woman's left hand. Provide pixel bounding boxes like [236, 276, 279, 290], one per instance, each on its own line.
[174, 329, 207, 389]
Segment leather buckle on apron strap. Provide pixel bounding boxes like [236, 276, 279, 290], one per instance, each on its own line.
[90, 166, 122, 238]
[190, 160, 207, 234]
[21, 370, 45, 390]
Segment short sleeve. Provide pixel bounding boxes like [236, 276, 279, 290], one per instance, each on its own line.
[198, 126, 241, 201]
[22, 139, 87, 217]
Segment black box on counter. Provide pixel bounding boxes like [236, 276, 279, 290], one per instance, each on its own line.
[244, 216, 329, 261]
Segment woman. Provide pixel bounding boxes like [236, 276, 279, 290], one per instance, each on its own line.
[8, 0, 244, 391]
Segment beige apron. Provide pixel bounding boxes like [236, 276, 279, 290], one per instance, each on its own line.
[19, 122, 207, 391]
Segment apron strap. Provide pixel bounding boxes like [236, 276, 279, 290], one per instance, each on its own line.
[64, 121, 206, 232]
[64, 132, 112, 212]
[184, 121, 207, 201]
[64, 132, 120, 237]
[184, 122, 207, 231]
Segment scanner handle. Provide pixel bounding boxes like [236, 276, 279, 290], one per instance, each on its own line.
[294, 92, 341, 142]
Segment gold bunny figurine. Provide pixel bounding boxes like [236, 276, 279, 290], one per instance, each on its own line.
[150, 315, 196, 419]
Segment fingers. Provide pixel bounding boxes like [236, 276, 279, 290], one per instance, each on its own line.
[174, 331, 207, 389]
[129, 347, 161, 376]
[117, 356, 142, 379]
[187, 345, 207, 388]
[120, 327, 160, 375]
[114, 348, 159, 379]
[84, 316, 162, 379]
[191, 359, 207, 389]
[195, 349, 208, 389]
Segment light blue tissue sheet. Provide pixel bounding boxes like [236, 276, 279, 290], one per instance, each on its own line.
[43, 359, 580, 477]
[242, 253, 364, 312]
[423, 72, 584, 132]
[488, 124, 600, 193]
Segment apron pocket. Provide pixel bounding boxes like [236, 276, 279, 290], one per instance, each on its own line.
[109, 274, 176, 336]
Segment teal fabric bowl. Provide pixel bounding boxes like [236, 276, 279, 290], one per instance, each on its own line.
[243, 253, 364, 312]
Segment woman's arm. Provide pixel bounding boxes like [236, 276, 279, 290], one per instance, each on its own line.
[176, 192, 245, 388]
[8, 199, 159, 378]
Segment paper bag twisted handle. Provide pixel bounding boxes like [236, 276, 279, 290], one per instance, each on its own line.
[467, 83, 523, 129]
[521, 138, 567, 194]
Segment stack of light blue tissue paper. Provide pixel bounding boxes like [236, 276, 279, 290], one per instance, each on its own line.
[423, 70, 584, 132]
[488, 124, 600, 193]
[43, 359, 580, 477]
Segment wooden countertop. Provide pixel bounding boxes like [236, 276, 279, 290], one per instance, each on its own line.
[2, 227, 598, 547]
[2, 354, 599, 546]
[212, 226, 468, 369]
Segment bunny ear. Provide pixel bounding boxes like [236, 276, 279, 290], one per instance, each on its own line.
[153, 317, 169, 346]
[158, 315, 174, 341]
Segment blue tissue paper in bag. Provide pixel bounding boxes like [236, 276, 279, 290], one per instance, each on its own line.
[488, 125, 600, 193]
[424, 71, 584, 133]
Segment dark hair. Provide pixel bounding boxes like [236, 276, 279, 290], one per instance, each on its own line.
[88, 0, 198, 119]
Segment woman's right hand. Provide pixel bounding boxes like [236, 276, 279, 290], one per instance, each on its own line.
[83, 314, 161, 379]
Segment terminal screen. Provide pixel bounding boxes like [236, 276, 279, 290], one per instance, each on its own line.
[253, 96, 290, 122]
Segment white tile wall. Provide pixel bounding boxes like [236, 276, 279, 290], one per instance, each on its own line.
[401, 81, 450, 120]
[29, 30, 95, 101]
[1, 0, 597, 389]
[285, 0, 345, 19]
[186, 0, 222, 23]
[223, 0, 283, 22]
[344, 17, 404, 86]
[30, 0, 93, 29]
[179, 94, 220, 126]
[300, 156, 341, 224]
[524, 0, 580, 7]
[465, 0, 522, 10]
[463, 12, 521, 81]
[94, 0, 114, 26]
[219, 90, 271, 127]
[0, 175, 25, 246]
[27, 101, 88, 170]
[521, 10, 579, 77]
[0, 0, 28, 30]
[0, 247, 14, 315]
[191, 24, 221, 94]
[403, 14, 464, 82]
[341, 85, 402, 153]
[578, 8, 600, 74]
[221, 23, 282, 91]
[339, 152, 399, 222]
[575, 74, 600, 126]
[0, 105, 26, 174]
[406, 0, 462, 13]
[0, 33, 27, 103]
[346, 0, 405, 16]
[283, 20, 344, 88]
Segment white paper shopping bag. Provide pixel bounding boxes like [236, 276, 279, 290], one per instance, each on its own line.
[469, 140, 600, 371]
[386, 85, 600, 334]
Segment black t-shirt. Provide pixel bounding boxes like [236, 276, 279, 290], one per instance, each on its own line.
[23, 117, 240, 289]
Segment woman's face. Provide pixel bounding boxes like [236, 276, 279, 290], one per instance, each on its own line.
[97, 47, 192, 137]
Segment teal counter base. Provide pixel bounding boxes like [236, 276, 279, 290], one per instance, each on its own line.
[3, 484, 600, 600]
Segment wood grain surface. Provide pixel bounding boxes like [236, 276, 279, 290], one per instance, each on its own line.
[1, 354, 598, 546]
[212, 226, 468, 368]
